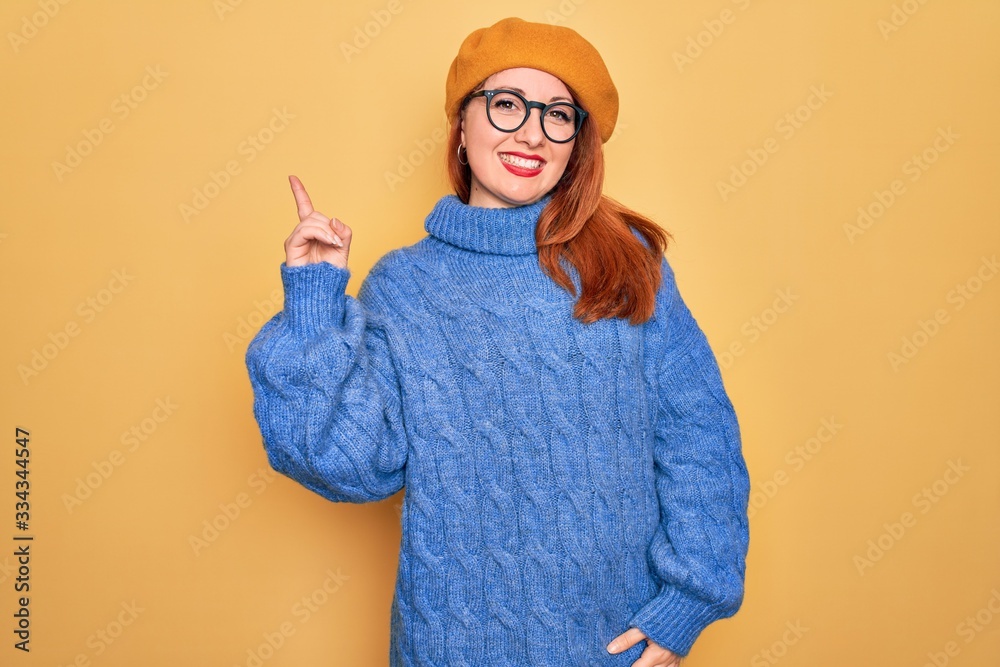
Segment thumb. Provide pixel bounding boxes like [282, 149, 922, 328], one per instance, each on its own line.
[607, 627, 646, 653]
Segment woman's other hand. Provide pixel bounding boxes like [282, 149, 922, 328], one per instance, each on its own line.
[607, 627, 682, 667]
[284, 175, 351, 269]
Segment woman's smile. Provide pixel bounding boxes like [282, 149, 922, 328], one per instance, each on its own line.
[498, 151, 546, 176]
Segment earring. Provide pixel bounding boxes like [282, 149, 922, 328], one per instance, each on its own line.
[457, 144, 469, 166]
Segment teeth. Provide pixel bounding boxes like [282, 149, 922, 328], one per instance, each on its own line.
[499, 153, 543, 169]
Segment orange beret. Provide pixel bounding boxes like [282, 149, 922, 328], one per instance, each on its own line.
[445, 17, 619, 143]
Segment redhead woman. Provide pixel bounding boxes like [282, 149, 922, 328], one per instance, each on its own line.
[246, 16, 750, 667]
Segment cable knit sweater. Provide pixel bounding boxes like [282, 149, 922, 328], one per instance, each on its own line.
[245, 192, 750, 666]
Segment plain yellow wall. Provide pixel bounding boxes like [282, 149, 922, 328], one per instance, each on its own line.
[1, 0, 998, 665]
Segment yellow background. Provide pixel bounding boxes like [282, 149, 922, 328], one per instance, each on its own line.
[1, 0, 998, 665]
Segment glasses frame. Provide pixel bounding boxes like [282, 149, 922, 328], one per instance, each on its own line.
[467, 89, 589, 144]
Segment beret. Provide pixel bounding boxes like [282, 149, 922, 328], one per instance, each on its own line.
[445, 17, 619, 143]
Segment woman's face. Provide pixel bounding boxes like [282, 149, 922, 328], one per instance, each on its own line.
[460, 67, 577, 208]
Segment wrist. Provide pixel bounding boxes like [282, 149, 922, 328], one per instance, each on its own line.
[279, 261, 351, 336]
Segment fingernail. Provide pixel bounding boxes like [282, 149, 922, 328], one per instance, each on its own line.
[607, 642, 618, 653]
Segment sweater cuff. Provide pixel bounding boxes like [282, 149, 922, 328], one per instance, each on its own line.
[628, 584, 735, 657]
[279, 261, 351, 337]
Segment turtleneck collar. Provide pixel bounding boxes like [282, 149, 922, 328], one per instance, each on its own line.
[424, 193, 554, 256]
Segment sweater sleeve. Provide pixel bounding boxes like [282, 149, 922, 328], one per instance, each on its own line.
[244, 260, 408, 503]
[627, 256, 751, 656]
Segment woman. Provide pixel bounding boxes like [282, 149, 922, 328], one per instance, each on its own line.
[246, 16, 750, 667]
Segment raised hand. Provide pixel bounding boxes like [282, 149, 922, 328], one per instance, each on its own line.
[283, 175, 351, 269]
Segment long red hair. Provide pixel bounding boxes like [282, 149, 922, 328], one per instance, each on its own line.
[446, 81, 672, 325]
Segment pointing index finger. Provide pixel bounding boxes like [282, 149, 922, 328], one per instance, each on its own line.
[288, 174, 314, 220]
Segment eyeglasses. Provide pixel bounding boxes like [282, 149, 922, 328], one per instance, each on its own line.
[467, 89, 588, 144]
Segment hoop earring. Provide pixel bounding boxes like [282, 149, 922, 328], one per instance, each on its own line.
[457, 144, 469, 166]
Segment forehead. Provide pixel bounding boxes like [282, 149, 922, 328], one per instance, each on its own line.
[483, 67, 571, 95]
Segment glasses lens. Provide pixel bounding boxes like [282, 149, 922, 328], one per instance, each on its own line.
[542, 103, 579, 142]
[486, 91, 527, 131]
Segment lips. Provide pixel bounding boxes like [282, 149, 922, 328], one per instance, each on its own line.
[498, 152, 545, 176]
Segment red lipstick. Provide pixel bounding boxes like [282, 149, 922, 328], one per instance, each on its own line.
[498, 152, 545, 177]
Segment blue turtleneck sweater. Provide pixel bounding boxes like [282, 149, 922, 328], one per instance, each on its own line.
[245, 193, 750, 665]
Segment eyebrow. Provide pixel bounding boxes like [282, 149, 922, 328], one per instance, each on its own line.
[494, 85, 573, 103]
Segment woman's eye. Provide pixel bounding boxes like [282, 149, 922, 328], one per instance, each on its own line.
[490, 93, 523, 113]
[548, 109, 571, 123]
